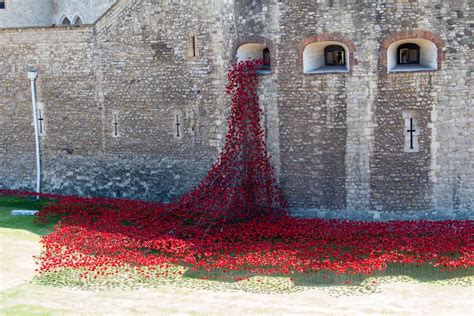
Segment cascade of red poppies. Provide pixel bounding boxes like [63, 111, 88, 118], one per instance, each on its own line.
[162, 60, 287, 230]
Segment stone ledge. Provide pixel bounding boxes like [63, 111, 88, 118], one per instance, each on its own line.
[290, 208, 474, 221]
[388, 65, 436, 73]
[10, 210, 39, 216]
[305, 66, 349, 74]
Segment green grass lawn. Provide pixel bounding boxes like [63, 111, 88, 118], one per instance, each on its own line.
[0, 196, 54, 236]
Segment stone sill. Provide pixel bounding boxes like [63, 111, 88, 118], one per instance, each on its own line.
[256, 70, 272, 75]
[389, 65, 436, 73]
[304, 66, 349, 74]
[290, 208, 474, 221]
[0, 24, 92, 32]
[11, 210, 39, 216]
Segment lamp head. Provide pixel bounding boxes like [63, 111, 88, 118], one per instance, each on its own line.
[27, 71, 38, 80]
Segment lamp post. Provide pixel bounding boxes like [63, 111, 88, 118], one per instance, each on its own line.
[27, 71, 41, 196]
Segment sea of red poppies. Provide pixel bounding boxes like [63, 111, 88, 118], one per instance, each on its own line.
[1, 60, 472, 280]
[0, 190, 472, 279]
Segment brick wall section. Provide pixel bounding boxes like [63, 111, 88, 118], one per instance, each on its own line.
[0, 0, 472, 219]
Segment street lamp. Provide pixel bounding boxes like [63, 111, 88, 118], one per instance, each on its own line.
[27, 71, 41, 196]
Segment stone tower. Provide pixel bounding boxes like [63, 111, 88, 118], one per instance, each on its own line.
[0, 0, 472, 220]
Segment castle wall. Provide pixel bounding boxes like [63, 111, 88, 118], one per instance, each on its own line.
[275, 0, 473, 219]
[0, 27, 100, 192]
[86, 0, 227, 200]
[0, 0, 472, 219]
[1, 0, 224, 201]
[0, 0, 52, 28]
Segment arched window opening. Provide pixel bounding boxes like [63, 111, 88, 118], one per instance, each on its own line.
[387, 39, 437, 72]
[61, 17, 71, 25]
[397, 43, 420, 64]
[236, 43, 271, 75]
[187, 33, 199, 58]
[191, 36, 197, 57]
[325, 45, 346, 66]
[262, 48, 271, 70]
[74, 16, 83, 26]
[303, 41, 349, 74]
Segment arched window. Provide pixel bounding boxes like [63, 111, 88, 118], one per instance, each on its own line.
[74, 16, 83, 26]
[397, 43, 420, 64]
[61, 17, 71, 25]
[262, 48, 271, 70]
[236, 43, 271, 74]
[387, 39, 437, 72]
[303, 41, 349, 73]
[324, 45, 346, 66]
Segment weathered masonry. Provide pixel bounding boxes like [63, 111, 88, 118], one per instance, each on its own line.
[0, 0, 472, 220]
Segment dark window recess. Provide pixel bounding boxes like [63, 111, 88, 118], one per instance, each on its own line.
[113, 114, 119, 136]
[0, 1, 5, 9]
[37, 109, 44, 135]
[324, 45, 346, 66]
[398, 43, 420, 64]
[191, 36, 197, 57]
[62, 17, 71, 25]
[407, 118, 417, 150]
[175, 114, 181, 137]
[259, 48, 271, 70]
[74, 17, 83, 25]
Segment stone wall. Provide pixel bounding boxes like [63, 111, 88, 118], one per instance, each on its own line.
[0, 0, 472, 219]
[0, 26, 99, 190]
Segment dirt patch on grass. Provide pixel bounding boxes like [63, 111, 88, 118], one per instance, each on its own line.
[0, 229, 41, 291]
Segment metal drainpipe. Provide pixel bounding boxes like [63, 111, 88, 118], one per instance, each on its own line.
[27, 71, 41, 196]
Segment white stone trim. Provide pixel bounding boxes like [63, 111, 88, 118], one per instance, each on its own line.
[59, 15, 71, 25]
[403, 111, 421, 153]
[11, 210, 39, 216]
[187, 32, 199, 58]
[37, 102, 47, 137]
[236, 43, 266, 63]
[172, 111, 184, 139]
[112, 111, 120, 138]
